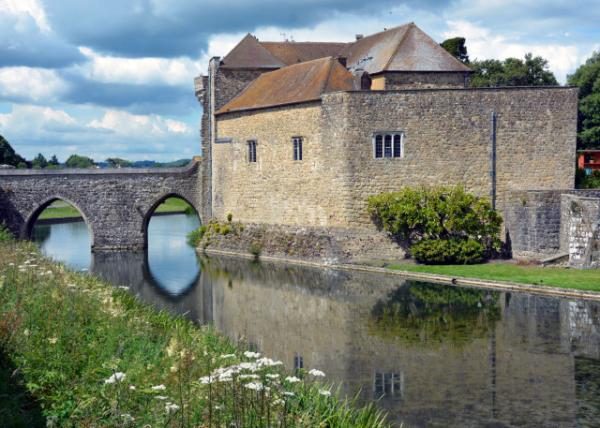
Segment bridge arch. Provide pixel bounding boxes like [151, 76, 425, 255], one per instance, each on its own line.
[142, 192, 201, 249]
[22, 196, 95, 247]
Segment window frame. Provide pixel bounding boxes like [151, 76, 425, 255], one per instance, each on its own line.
[247, 139, 257, 163]
[292, 136, 303, 161]
[373, 132, 404, 159]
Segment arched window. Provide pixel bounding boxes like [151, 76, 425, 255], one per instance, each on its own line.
[247, 140, 257, 163]
[373, 132, 404, 159]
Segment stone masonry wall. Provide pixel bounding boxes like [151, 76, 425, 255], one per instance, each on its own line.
[561, 194, 600, 268]
[324, 87, 578, 229]
[214, 102, 350, 227]
[380, 71, 469, 89]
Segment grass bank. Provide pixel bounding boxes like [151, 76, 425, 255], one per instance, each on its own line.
[386, 261, 600, 292]
[0, 238, 387, 427]
[38, 197, 194, 220]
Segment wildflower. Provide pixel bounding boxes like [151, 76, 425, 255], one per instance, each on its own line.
[200, 376, 215, 384]
[319, 389, 331, 397]
[129, 385, 136, 391]
[244, 381, 263, 391]
[48, 337, 58, 344]
[104, 372, 126, 384]
[239, 362, 258, 371]
[155, 395, 168, 400]
[272, 399, 285, 406]
[244, 351, 261, 359]
[266, 373, 280, 380]
[257, 357, 283, 367]
[23, 329, 30, 337]
[283, 391, 295, 397]
[151, 384, 166, 391]
[239, 374, 259, 380]
[308, 369, 325, 378]
[285, 376, 301, 383]
[165, 402, 180, 413]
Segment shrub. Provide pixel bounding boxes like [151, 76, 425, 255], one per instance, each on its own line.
[576, 168, 600, 189]
[248, 241, 262, 258]
[187, 225, 207, 247]
[411, 238, 485, 264]
[227, 212, 233, 222]
[367, 186, 502, 264]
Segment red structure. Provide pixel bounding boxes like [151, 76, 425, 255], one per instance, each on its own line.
[578, 150, 600, 174]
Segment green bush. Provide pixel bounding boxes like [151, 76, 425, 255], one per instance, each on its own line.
[0, 223, 12, 242]
[411, 238, 485, 264]
[576, 168, 600, 189]
[367, 186, 502, 264]
[248, 241, 262, 258]
[186, 225, 207, 247]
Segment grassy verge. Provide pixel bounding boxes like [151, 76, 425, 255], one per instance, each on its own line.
[0, 237, 387, 427]
[386, 261, 600, 292]
[38, 198, 194, 220]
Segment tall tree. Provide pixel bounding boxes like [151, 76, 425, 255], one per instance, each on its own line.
[568, 51, 600, 149]
[65, 154, 95, 168]
[48, 155, 59, 166]
[32, 153, 48, 169]
[0, 135, 27, 167]
[470, 53, 558, 87]
[440, 37, 469, 64]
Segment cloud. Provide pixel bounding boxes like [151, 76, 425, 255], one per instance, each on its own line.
[0, 0, 84, 68]
[0, 67, 69, 102]
[443, 20, 591, 82]
[0, 104, 198, 161]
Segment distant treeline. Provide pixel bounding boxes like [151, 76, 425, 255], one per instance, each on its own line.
[0, 135, 190, 169]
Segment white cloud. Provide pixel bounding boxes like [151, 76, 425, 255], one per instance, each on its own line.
[443, 20, 589, 82]
[88, 109, 193, 137]
[0, 67, 68, 102]
[0, 104, 77, 135]
[75, 47, 203, 86]
[0, 0, 51, 32]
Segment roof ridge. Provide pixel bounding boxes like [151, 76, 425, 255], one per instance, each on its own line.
[382, 23, 413, 72]
[260, 41, 348, 45]
[350, 22, 413, 44]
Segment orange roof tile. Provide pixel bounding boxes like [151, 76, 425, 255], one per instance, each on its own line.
[216, 57, 354, 114]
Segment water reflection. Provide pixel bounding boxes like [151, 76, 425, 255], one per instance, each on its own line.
[32, 218, 600, 427]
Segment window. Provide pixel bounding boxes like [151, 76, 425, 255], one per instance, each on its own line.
[292, 137, 303, 161]
[248, 140, 257, 163]
[373, 132, 404, 159]
[294, 354, 303, 371]
[373, 372, 403, 399]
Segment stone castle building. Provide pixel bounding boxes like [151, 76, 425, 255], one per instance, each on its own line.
[195, 23, 588, 262]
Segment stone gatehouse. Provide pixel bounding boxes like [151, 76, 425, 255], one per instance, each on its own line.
[195, 22, 585, 263]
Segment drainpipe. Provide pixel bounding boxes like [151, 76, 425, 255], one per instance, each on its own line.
[490, 111, 497, 210]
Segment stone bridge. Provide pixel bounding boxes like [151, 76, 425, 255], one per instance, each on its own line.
[0, 160, 202, 251]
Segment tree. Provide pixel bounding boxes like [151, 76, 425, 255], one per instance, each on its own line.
[470, 53, 558, 87]
[49, 155, 59, 166]
[0, 134, 27, 167]
[568, 52, 600, 149]
[32, 153, 48, 169]
[106, 157, 132, 168]
[440, 37, 469, 64]
[65, 154, 95, 168]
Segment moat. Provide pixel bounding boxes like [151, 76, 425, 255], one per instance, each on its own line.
[33, 214, 600, 427]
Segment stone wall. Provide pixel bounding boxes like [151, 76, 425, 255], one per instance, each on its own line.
[0, 162, 202, 251]
[561, 194, 600, 268]
[379, 71, 469, 89]
[325, 86, 578, 228]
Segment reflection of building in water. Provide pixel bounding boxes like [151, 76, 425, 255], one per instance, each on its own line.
[196, 256, 600, 428]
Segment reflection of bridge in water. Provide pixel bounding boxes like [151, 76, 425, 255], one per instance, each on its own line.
[97, 253, 600, 427]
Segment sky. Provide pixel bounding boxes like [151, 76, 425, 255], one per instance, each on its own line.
[0, 0, 599, 162]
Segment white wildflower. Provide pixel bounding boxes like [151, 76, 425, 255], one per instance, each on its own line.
[165, 402, 180, 413]
[266, 373, 280, 380]
[220, 353, 236, 359]
[23, 329, 30, 337]
[244, 351, 261, 359]
[283, 391, 295, 397]
[104, 372, 126, 384]
[151, 384, 166, 391]
[239, 362, 258, 371]
[319, 389, 331, 397]
[285, 376, 301, 383]
[199, 376, 215, 384]
[244, 381, 263, 391]
[129, 385, 136, 391]
[155, 395, 168, 400]
[308, 369, 325, 378]
[48, 337, 58, 344]
[239, 374, 259, 380]
[257, 357, 283, 367]
[272, 399, 285, 406]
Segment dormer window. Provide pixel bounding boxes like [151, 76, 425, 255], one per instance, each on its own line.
[374, 132, 404, 159]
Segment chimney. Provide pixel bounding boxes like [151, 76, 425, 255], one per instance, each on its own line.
[355, 34, 363, 40]
[336, 56, 347, 67]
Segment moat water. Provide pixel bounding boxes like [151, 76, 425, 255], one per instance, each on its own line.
[33, 214, 600, 427]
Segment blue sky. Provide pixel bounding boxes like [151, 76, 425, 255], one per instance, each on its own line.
[0, 0, 599, 162]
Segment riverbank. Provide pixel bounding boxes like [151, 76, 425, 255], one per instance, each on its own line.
[203, 248, 600, 301]
[0, 238, 387, 427]
[38, 197, 193, 220]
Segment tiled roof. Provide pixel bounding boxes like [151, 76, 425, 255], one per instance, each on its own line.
[260, 42, 348, 65]
[216, 57, 354, 114]
[220, 34, 286, 69]
[342, 22, 471, 74]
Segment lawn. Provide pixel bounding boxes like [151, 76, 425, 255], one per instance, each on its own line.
[37, 197, 194, 220]
[386, 262, 600, 292]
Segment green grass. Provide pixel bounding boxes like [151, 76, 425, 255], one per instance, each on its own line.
[37, 197, 194, 220]
[0, 236, 387, 427]
[386, 261, 600, 291]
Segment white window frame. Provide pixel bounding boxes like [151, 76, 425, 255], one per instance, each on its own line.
[373, 132, 404, 159]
